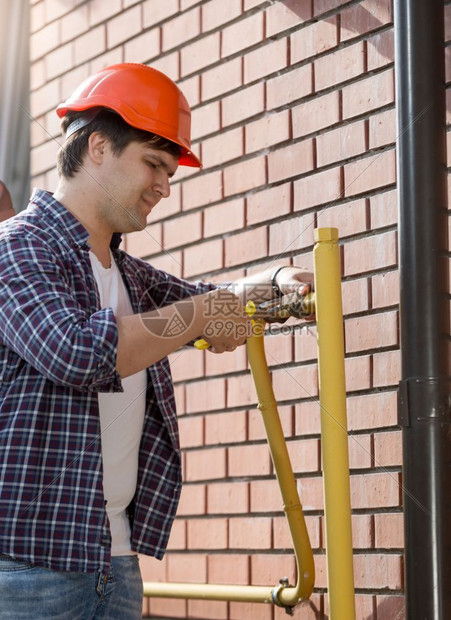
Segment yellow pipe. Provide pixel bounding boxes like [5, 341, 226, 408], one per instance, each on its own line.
[144, 317, 315, 610]
[314, 227, 355, 619]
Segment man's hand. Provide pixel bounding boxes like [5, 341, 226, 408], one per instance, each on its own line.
[199, 288, 253, 354]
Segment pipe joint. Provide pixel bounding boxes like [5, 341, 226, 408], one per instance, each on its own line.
[271, 577, 295, 615]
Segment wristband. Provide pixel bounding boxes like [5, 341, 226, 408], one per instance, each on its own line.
[270, 265, 288, 297]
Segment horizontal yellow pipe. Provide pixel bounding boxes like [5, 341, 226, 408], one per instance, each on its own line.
[143, 582, 274, 603]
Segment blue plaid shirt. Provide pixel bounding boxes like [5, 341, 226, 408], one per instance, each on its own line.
[0, 189, 212, 573]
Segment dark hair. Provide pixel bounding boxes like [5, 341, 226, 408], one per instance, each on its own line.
[57, 109, 181, 178]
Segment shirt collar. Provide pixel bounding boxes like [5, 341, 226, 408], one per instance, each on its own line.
[29, 188, 123, 250]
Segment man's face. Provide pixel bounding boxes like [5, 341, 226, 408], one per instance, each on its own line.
[96, 139, 179, 234]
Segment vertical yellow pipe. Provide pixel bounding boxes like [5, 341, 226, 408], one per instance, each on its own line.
[314, 228, 355, 619]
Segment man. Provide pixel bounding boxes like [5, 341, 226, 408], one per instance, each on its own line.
[0, 63, 312, 619]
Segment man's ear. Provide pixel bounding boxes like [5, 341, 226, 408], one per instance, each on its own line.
[87, 132, 109, 164]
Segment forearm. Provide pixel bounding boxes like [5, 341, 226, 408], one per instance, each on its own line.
[116, 293, 209, 378]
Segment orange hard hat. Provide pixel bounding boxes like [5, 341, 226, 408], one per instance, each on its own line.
[56, 63, 201, 168]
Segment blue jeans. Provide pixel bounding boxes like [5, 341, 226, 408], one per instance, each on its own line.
[0, 554, 143, 619]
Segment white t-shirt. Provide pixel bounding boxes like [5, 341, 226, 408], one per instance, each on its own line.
[89, 250, 147, 556]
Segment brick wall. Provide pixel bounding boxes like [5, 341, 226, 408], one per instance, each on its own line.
[28, 1, 450, 618]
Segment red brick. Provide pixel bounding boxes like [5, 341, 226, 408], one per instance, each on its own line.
[190, 101, 221, 141]
[266, 0, 312, 37]
[263, 331, 293, 366]
[185, 447, 227, 481]
[205, 343, 248, 376]
[106, 5, 141, 48]
[149, 597, 186, 618]
[349, 433, 372, 470]
[228, 443, 272, 477]
[30, 79, 59, 118]
[178, 415, 204, 449]
[268, 140, 314, 184]
[181, 32, 220, 77]
[202, 57, 242, 101]
[207, 554, 250, 584]
[247, 184, 292, 226]
[30, 2, 45, 34]
[244, 38, 288, 84]
[177, 484, 206, 516]
[251, 554, 297, 585]
[354, 553, 402, 589]
[125, 223, 163, 259]
[224, 156, 266, 196]
[179, 75, 200, 108]
[187, 517, 228, 549]
[269, 212, 315, 256]
[344, 149, 396, 197]
[166, 519, 186, 550]
[347, 391, 397, 431]
[222, 83, 265, 127]
[376, 595, 406, 619]
[74, 25, 106, 64]
[249, 405, 293, 441]
[345, 355, 371, 392]
[150, 249, 182, 278]
[45, 42, 74, 81]
[272, 363, 319, 402]
[287, 438, 320, 473]
[375, 512, 404, 548]
[372, 270, 399, 309]
[274, 514, 320, 549]
[149, 50, 180, 81]
[229, 517, 272, 549]
[368, 29, 395, 71]
[162, 7, 200, 52]
[140, 553, 167, 581]
[351, 513, 373, 548]
[373, 349, 401, 388]
[294, 166, 342, 210]
[294, 324, 319, 363]
[30, 140, 59, 176]
[369, 108, 396, 149]
[88, 47, 124, 75]
[30, 21, 60, 61]
[370, 188, 397, 229]
[291, 16, 338, 64]
[345, 310, 398, 353]
[202, 0, 242, 32]
[183, 238, 223, 278]
[351, 472, 401, 509]
[315, 41, 366, 91]
[202, 127, 243, 167]
[341, 277, 370, 315]
[167, 553, 207, 583]
[182, 170, 222, 210]
[266, 64, 313, 109]
[169, 346, 204, 383]
[88, 0, 121, 26]
[204, 410, 247, 446]
[185, 378, 226, 413]
[204, 198, 245, 237]
[354, 594, 376, 619]
[230, 602, 272, 620]
[222, 12, 263, 57]
[342, 69, 395, 119]
[341, 0, 393, 42]
[187, 599, 228, 619]
[245, 110, 290, 154]
[292, 91, 340, 138]
[124, 28, 160, 64]
[250, 479, 284, 513]
[224, 225, 267, 268]
[344, 231, 398, 276]
[314, 0, 352, 16]
[163, 211, 202, 250]
[207, 481, 249, 514]
[317, 120, 367, 167]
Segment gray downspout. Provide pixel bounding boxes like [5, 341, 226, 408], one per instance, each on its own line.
[394, 0, 451, 617]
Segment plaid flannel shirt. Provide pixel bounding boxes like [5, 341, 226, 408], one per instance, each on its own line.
[0, 189, 213, 573]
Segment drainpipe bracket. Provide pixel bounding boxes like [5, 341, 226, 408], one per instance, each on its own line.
[271, 577, 295, 615]
[398, 377, 451, 427]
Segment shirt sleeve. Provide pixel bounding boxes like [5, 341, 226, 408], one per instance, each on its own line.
[0, 234, 122, 391]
